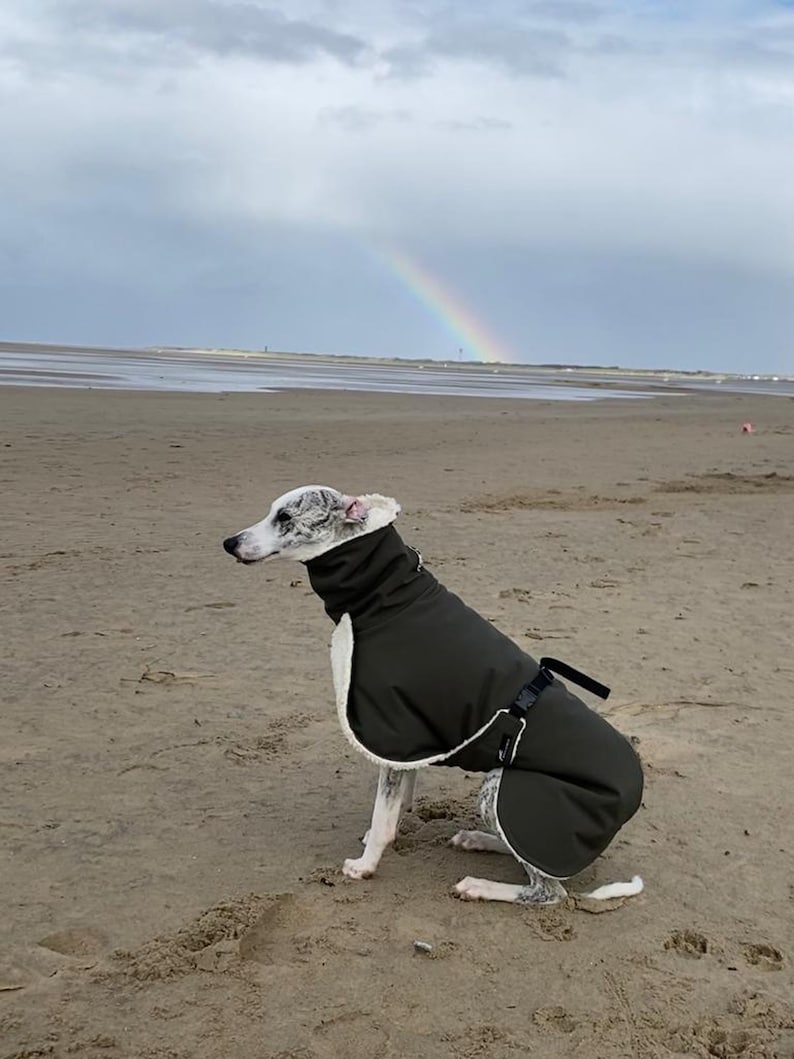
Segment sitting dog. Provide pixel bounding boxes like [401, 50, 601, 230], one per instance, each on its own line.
[223, 486, 644, 906]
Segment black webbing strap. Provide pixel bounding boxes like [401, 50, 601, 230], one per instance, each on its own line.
[497, 657, 611, 766]
[539, 656, 611, 701]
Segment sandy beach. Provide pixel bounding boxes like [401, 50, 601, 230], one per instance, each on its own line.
[1, 384, 793, 1059]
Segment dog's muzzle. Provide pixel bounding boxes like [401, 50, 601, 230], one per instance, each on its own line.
[222, 534, 257, 563]
[222, 534, 277, 564]
[223, 535, 242, 557]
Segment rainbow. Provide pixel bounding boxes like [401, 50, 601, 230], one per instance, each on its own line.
[375, 245, 519, 364]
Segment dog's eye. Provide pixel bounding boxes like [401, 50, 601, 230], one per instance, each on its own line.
[275, 509, 292, 525]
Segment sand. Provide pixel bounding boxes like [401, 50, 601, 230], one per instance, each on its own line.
[1, 385, 792, 1059]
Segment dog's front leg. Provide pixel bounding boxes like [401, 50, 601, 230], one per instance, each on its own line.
[402, 770, 417, 813]
[343, 766, 409, 880]
[360, 768, 417, 844]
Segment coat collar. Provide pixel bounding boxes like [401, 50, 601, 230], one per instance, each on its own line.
[304, 524, 427, 626]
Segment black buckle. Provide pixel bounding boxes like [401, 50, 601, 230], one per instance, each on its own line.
[498, 668, 554, 765]
[508, 667, 555, 720]
[498, 658, 610, 768]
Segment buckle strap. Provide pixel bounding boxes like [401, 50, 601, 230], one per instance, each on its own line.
[498, 657, 610, 766]
[508, 667, 555, 720]
[499, 669, 553, 763]
[539, 656, 611, 701]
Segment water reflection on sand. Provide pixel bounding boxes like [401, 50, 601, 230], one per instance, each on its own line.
[1, 344, 791, 401]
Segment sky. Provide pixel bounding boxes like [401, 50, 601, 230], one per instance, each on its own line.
[1, 1, 793, 373]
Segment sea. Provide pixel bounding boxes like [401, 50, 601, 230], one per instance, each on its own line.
[1, 343, 792, 403]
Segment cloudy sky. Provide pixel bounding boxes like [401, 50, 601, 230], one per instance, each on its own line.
[1, 0, 792, 372]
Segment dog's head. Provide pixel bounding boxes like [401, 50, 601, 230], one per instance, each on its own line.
[222, 486, 401, 565]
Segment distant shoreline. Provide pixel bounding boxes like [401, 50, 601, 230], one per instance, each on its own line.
[1, 338, 788, 384]
[2, 340, 791, 401]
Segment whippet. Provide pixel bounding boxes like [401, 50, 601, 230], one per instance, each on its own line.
[223, 486, 644, 906]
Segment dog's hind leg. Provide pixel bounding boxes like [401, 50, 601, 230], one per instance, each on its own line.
[449, 769, 511, 853]
[455, 869, 567, 905]
[450, 830, 511, 853]
[453, 767, 567, 904]
[344, 766, 412, 880]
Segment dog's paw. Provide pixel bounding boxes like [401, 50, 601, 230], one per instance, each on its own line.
[454, 876, 493, 901]
[450, 829, 486, 851]
[343, 857, 375, 880]
[450, 830, 474, 850]
[450, 829, 510, 854]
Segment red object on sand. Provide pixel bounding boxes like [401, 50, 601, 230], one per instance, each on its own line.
[741, 422, 754, 433]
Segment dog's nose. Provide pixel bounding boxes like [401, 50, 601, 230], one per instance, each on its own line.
[223, 535, 240, 556]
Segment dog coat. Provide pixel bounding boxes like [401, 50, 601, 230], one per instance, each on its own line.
[305, 523, 644, 879]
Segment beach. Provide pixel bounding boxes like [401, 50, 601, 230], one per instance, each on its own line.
[1, 383, 793, 1058]
[2, 342, 793, 400]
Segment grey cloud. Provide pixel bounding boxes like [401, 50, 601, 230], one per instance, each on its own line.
[582, 34, 639, 56]
[718, 34, 794, 69]
[317, 105, 413, 132]
[581, 8, 794, 68]
[3, 208, 791, 373]
[384, 24, 569, 79]
[45, 0, 368, 65]
[434, 23, 569, 74]
[2, 0, 793, 375]
[379, 42, 435, 80]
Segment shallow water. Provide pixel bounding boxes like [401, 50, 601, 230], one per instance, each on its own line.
[1, 345, 792, 401]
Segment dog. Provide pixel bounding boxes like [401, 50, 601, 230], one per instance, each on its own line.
[223, 485, 644, 906]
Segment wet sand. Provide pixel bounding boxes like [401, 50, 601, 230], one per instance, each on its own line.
[0, 342, 665, 399]
[3, 340, 793, 399]
[1, 385, 792, 1058]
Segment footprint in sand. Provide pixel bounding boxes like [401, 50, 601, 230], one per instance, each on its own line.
[238, 894, 317, 966]
[664, 929, 709, 958]
[220, 712, 315, 764]
[38, 927, 108, 958]
[115, 894, 284, 981]
[532, 1006, 578, 1034]
[312, 1012, 390, 1058]
[676, 1021, 757, 1058]
[240, 894, 383, 966]
[0, 930, 107, 992]
[222, 732, 289, 764]
[412, 797, 473, 823]
[742, 943, 784, 970]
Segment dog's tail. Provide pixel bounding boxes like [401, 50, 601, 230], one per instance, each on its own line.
[579, 875, 644, 901]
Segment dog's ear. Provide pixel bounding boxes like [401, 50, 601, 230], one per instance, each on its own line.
[341, 495, 369, 523]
